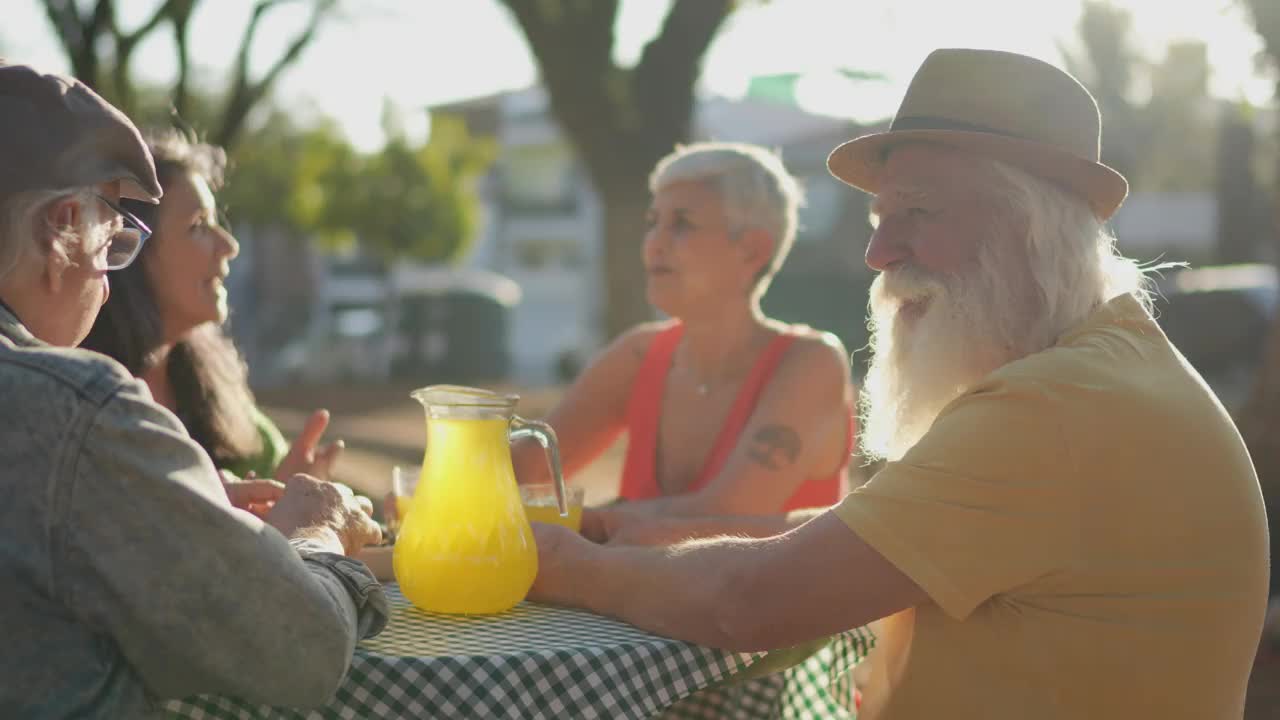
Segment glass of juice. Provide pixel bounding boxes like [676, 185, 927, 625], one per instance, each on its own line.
[386, 465, 422, 537]
[520, 483, 584, 532]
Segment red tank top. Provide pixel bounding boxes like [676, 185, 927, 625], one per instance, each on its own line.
[618, 323, 853, 511]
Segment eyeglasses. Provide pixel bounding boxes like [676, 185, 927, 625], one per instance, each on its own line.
[92, 193, 153, 270]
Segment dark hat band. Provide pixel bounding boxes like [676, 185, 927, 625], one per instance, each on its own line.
[889, 115, 1031, 142]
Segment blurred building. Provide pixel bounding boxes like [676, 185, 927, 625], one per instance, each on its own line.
[1112, 191, 1218, 262]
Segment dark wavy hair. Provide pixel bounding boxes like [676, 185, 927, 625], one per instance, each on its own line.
[81, 128, 263, 468]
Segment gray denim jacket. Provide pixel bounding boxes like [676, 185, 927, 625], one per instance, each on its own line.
[0, 305, 388, 719]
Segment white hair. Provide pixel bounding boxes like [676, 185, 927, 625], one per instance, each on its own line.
[975, 158, 1155, 342]
[649, 142, 805, 296]
[859, 156, 1159, 462]
[0, 188, 102, 286]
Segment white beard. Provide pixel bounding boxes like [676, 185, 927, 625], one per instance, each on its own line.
[859, 245, 1035, 462]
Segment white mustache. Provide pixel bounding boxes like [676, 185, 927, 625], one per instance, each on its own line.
[872, 267, 949, 307]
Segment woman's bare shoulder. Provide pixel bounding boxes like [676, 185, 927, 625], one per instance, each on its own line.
[775, 323, 849, 359]
[547, 321, 678, 425]
[576, 320, 679, 382]
[776, 326, 852, 387]
[611, 319, 679, 361]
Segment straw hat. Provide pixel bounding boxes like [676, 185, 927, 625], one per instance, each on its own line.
[827, 48, 1128, 220]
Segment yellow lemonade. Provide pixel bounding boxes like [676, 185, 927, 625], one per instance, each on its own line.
[393, 416, 537, 615]
[523, 502, 582, 532]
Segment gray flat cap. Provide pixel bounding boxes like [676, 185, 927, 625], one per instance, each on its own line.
[0, 60, 161, 208]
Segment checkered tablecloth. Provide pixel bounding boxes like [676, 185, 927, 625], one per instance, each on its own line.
[660, 625, 875, 720]
[162, 583, 763, 719]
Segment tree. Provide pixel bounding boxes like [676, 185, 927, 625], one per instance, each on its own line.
[39, 0, 340, 150]
[1061, 5, 1219, 192]
[221, 108, 494, 264]
[1060, 0, 1144, 182]
[340, 113, 496, 264]
[1138, 41, 1215, 192]
[1243, 0, 1280, 221]
[497, 0, 737, 339]
[218, 111, 358, 238]
[1214, 102, 1262, 264]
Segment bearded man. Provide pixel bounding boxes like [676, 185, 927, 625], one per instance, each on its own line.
[528, 49, 1269, 719]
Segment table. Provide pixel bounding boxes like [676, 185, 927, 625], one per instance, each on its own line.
[163, 583, 873, 719]
[660, 625, 873, 720]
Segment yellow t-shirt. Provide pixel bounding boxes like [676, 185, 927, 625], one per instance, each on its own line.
[835, 294, 1269, 719]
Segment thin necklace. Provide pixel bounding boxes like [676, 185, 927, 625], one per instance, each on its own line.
[684, 331, 761, 397]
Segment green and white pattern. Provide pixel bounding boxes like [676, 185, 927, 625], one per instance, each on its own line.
[659, 626, 875, 719]
[164, 583, 756, 719]
[162, 583, 873, 719]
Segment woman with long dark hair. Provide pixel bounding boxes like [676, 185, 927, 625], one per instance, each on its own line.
[82, 128, 342, 510]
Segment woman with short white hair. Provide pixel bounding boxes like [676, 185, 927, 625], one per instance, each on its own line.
[515, 141, 856, 525]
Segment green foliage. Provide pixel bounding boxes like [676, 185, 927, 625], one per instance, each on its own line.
[1245, 0, 1280, 71]
[1063, 1, 1140, 107]
[1138, 41, 1216, 192]
[1243, 0, 1280, 190]
[1060, 2, 1145, 183]
[341, 114, 496, 263]
[221, 110, 494, 264]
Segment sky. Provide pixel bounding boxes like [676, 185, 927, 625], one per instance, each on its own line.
[4, 0, 1273, 152]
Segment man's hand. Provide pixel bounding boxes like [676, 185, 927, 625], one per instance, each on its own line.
[528, 521, 599, 608]
[265, 474, 381, 556]
[219, 470, 285, 519]
[275, 409, 345, 482]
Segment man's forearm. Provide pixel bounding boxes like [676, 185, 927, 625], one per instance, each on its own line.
[566, 537, 771, 651]
[614, 506, 827, 545]
[615, 488, 835, 521]
[536, 513, 922, 656]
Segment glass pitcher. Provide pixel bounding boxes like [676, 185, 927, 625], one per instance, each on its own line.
[393, 385, 567, 615]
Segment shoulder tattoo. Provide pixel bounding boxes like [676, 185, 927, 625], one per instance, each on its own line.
[747, 424, 802, 471]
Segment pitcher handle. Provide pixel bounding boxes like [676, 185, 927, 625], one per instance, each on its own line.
[510, 416, 568, 517]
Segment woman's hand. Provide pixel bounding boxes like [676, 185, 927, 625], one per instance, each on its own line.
[580, 506, 630, 544]
[582, 506, 702, 546]
[275, 409, 345, 482]
[219, 470, 285, 519]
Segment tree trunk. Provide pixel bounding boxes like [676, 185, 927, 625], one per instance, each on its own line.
[599, 183, 655, 339]
[1214, 105, 1259, 264]
[498, 0, 731, 340]
[171, 1, 195, 119]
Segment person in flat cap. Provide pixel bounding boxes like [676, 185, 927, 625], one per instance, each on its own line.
[527, 48, 1269, 718]
[0, 61, 388, 718]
